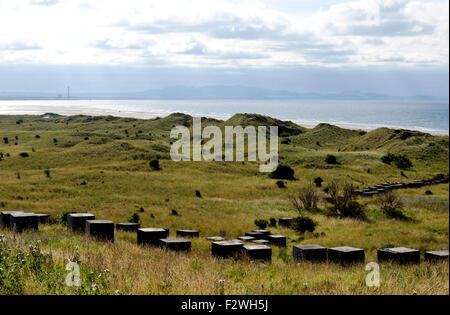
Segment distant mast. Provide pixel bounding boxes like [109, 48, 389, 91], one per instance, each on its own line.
[67, 86, 70, 99]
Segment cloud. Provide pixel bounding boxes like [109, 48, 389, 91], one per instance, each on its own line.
[0, 0, 447, 68]
[31, 0, 59, 6]
[0, 41, 42, 50]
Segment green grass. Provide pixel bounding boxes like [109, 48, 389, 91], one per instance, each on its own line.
[0, 113, 448, 295]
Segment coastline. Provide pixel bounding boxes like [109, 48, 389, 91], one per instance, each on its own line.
[0, 102, 448, 136]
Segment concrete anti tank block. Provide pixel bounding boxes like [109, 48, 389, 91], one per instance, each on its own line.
[378, 247, 420, 264]
[159, 238, 191, 252]
[424, 250, 449, 262]
[137, 228, 168, 246]
[211, 240, 243, 259]
[238, 236, 255, 242]
[67, 213, 95, 232]
[10, 213, 38, 233]
[328, 246, 365, 265]
[36, 214, 50, 224]
[206, 236, 226, 241]
[176, 230, 199, 238]
[267, 235, 287, 247]
[293, 244, 327, 262]
[0, 211, 24, 229]
[243, 245, 272, 262]
[116, 223, 140, 232]
[86, 220, 114, 242]
[245, 231, 264, 239]
[251, 239, 270, 245]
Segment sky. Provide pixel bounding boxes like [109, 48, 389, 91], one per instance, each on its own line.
[0, 0, 448, 97]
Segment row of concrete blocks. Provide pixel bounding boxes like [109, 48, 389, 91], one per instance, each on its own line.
[353, 174, 450, 198]
[211, 243, 449, 264]
[241, 229, 287, 247]
[67, 213, 198, 251]
[0, 210, 50, 232]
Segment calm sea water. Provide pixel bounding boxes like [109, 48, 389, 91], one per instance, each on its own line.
[0, 99, 448, 135]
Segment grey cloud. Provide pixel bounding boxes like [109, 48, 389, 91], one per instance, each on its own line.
[0, 42, 42, 50]
[90, 39, 153, 50]
[31, 0, 59, 6]
[341, 20, 435, 37]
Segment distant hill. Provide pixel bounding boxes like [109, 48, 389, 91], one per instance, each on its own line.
[0, 86, 447, 100]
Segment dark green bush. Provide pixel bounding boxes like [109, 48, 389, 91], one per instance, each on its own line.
[149, 159, 160, 170]
[269, 218, 277, 227]
[19, 152, 29, 158]
[290, 216, 317, 233]
[270, 165, 295, 180]
[325, 155, 338, 165]
[276, 180, 286, 188]
[381, 153, 413, 170]
[254, 219, 268, 230]
[128, 212, 140, 224]
[314, 177, 323, 187]
[59, 210, 77, 224]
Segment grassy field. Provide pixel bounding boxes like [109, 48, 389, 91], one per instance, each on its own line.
[0, 113, 448, 295]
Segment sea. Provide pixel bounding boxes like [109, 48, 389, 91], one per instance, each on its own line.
[0, 99, 448, 135]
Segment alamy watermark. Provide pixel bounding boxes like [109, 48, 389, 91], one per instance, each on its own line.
[169, 117, 279, 172]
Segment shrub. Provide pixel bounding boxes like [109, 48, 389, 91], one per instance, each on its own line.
[325, 154, 338, 165]
[381, 153, 413, 170]
[376, 191, 409, 220]
[195, 190, 202, 198]
[128, 212, 140, 224]
[394, 154, 413, 170]
[44, 169, 51, 178]
[149, 159, 160, 170]
[0, 152, 3, 161]
[313, 177, 323, 187]
[327, 180, 367, 220]
[425, 190, 433, 195]
[290, 182, 319, 214]
[60, 210, 77, 224]
[254, 219, 268, 230]
[3, 137, 8, 144]
[276, 180, 286, 188]
[269, 218, 277, 227]
[270, 165, 295, 180]
[381, 153, 395, 164]
[19, 152, 29, 158]
[290, 216, 317, 233]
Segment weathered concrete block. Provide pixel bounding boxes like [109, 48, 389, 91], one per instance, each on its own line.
[278, 218, 292, 227]
[206, 236, 226, 241]
[243, 245, 272, 262]
[267, 235, 287, 247]
[137, 228, 169, 246]
[67, 213, 95, 232]
[36, 214, 50, 224]
[116, 222, 140, 232]
[424, 250, 449, 262]
[252, 230, 271, 236]
[159, 238, 191, 252]
[245, 231, 264, 238]
[378, 247, 420, 264]
[328, 246, 365, 265]
[10, 213, 38, 233]
[293, 244, 327, 262]
[86, 220, 114, 242]
[238, 236, 255, 242]
[176, 229, 199, 238]
[251, 239, 270, 245]
[0, 211, 24, 229]
[212, 240, 243, 259]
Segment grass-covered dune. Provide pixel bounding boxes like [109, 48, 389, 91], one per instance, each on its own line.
[0, 113, 448, 295]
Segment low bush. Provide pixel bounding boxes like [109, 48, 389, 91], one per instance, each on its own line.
[149, 159, 161, 170]
[128, 212, 140, 224]
[270, 165, 295, 180]
[325, 155, 338, 165]
[290, 216, 317, 233]
[290, 182, 319, 213]
[381, 153, 413, 170]
[254, 219, 268, 230]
